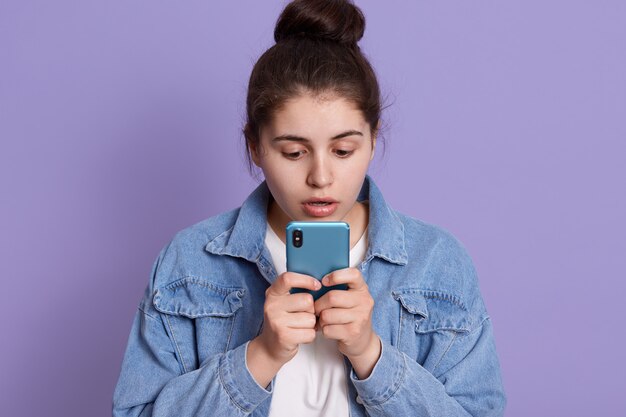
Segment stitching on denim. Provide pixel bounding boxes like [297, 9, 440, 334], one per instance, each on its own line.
[375, 349, 407, 406]
[165, 314, 188, 374]
[433, 331, 458, 375]
[391, 291, 427, 318]
[475, 315, 490, 330]
[160, 276, 244, 296]
[393, 212, 408, 263]
[151, 312, 182, 375]
[154, 279, 245, 318]
[206, 225, 235, 251]
[461, 316, 489, 338]
[396, 291, 403, 348]
[415, 325, 470, 334]
[433, 320, 489, 379]
[394, 289, 471, 334]
[420, 237, 444, 280]
[138, 306, 157, 320]
[397, 288, 467, 311]
[374, 253, 400, 264]
[423, 292, 465, 310]
[155, 305, 237, 319]
[225, 311, 236, 352]
[218, 352, 250, 414]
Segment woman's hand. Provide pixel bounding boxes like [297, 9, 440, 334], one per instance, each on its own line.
[255, 271, 321, 366]
[314, 267, 381, 379]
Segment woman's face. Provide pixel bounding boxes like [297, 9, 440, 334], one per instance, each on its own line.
[250, 92, 376, 234]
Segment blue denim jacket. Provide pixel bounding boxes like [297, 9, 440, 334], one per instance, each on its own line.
[113, 175, 506, 416]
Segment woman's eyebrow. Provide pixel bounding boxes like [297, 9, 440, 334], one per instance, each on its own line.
[272, 130, 363, 143]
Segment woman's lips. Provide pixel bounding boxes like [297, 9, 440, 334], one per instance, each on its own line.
[301, 202, 339, 217]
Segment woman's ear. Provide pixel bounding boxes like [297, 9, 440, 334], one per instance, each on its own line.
[245, 125, 263, 167]
[248, 141, 260, 167]
[370, 122, 380, 161]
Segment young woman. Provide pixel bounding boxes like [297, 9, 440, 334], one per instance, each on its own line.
[113, 1, 506, 416]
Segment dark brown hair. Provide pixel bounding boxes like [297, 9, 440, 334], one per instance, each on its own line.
[243, 0, 384, 173]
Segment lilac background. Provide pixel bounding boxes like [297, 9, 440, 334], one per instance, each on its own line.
[1, 1, 624, 416]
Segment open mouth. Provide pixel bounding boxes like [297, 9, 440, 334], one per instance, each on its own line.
[302, 199, 339, 217]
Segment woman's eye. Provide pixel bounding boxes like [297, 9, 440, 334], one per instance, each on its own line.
[335, 149, 354, 158]
[282, 151, 305, 159]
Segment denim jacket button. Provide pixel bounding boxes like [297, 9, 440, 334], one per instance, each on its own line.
[356, 395, 363, 405]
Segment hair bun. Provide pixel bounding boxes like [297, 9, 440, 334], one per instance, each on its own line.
[274, 0, 365, 46]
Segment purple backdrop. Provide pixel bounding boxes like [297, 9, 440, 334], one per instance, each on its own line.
[1, 1, 624, 416]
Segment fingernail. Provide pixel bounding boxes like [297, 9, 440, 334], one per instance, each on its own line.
[314, 280, 321, 289]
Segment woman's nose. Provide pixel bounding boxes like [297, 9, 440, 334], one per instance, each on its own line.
[306, 156, 333, 188]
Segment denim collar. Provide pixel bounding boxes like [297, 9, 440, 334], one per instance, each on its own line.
[205, 175, 408, 267]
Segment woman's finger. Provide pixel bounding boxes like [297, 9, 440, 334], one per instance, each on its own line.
[322, 267, 366, 290]
[314, 289, 356, 313]
[318, 307, 353, 326]
[268, 271, 321, 297]
[282, 292, 316, 314]
[283, 312, 317, 329]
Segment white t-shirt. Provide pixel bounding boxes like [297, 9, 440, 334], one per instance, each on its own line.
[264, 221, 368, 417]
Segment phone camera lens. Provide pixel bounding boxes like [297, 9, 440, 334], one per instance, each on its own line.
[293, 229, 303, 248]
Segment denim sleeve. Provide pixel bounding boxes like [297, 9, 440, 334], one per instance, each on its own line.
[112, 306, 273, 417]
[112, 244, 274, 417]
[349, 318, 506, 416]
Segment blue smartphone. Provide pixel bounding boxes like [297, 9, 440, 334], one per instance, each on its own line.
[287, 221, 350, 301]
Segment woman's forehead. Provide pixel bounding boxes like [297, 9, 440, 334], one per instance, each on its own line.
[267, 94, 368, 137]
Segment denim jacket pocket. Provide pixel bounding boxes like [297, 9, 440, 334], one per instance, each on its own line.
[392, 288, 471, 373]
[153, 277, 246, 372]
